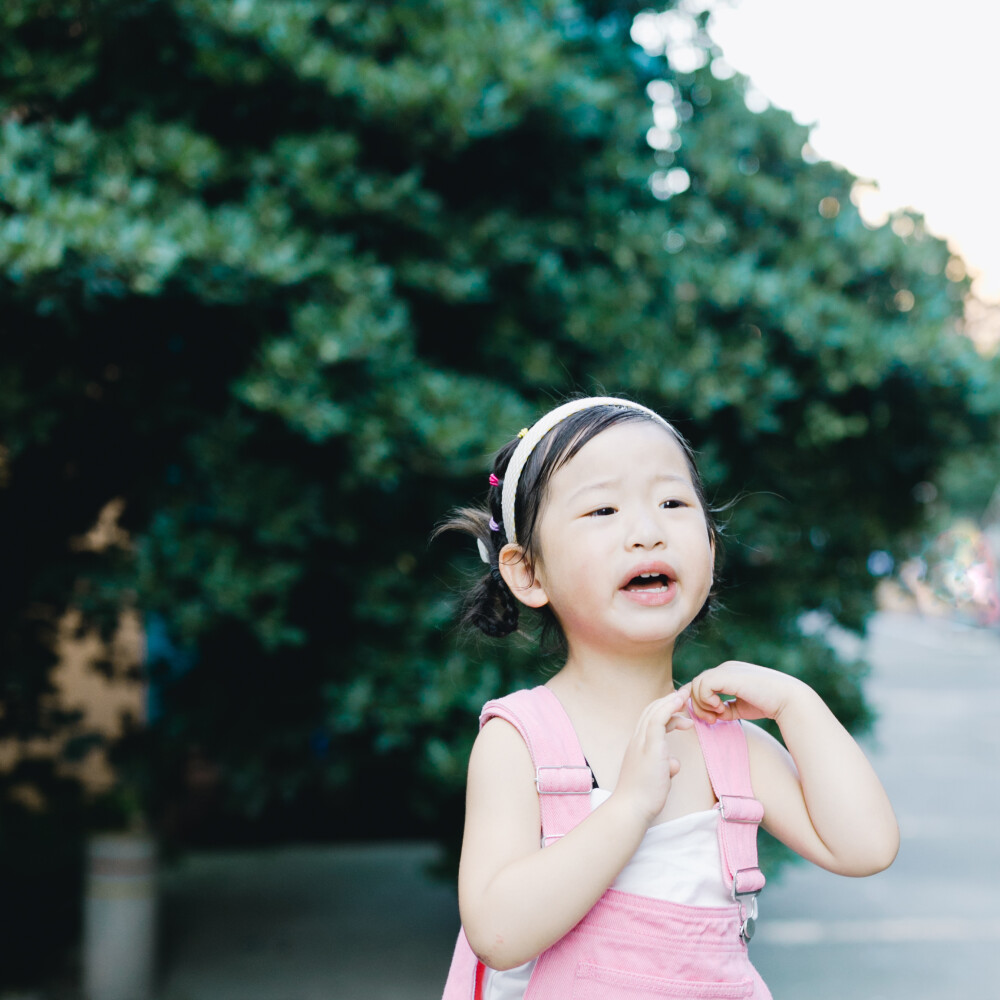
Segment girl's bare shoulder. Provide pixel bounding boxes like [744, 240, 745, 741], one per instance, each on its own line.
[740, 719, 806, 827]
[741, 718, 796, 771]
[467, 716, 537, 799]
[462, 718, 542, 879]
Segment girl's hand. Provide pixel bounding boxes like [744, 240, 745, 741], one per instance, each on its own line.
[687, 661, 899, 877]
[612, 685, 694, 826]
[689, 661, 804, 725]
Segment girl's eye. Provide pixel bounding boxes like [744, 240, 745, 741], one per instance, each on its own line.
[661, 499, 687, 509]
[588, 507, 616, 517]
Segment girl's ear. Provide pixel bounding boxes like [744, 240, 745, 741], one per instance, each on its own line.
[498, 544, 549, 609]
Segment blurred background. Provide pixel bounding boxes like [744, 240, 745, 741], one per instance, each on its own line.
[2, 1, 998, 998]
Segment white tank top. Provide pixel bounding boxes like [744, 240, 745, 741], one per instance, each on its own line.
[483, 788, 731, 1000]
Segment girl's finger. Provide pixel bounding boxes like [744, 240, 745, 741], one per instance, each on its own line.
[665, 712, 694, 733]
[688, 681, 727, 722]
[648, 688, 690, 721]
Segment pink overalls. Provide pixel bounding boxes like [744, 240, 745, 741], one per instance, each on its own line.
[441, 686, 772, 1000]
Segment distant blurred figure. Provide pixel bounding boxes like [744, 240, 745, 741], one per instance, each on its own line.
[896, 519, 999, 626]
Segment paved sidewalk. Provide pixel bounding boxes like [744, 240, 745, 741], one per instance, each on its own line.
[159, 841, 459, 1000]
[158, 612, 1000, 999]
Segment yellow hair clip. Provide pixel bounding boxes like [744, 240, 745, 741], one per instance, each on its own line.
[517, 427, 529, 438]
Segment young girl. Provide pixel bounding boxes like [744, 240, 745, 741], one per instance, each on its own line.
[438, 396, 898, 1000]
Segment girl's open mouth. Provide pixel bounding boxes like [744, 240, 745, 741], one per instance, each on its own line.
[621, 572, 677, 605]
[623, 573, 671, 592]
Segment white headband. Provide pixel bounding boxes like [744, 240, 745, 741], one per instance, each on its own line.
[498, 396, 674, 546]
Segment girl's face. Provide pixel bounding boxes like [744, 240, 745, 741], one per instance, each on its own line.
[505, 420, 714, 656]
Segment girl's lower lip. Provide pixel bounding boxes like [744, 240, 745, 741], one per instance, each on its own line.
[620, 581, 677, 606]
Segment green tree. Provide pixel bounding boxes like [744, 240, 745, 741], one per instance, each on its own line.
[1, 0, 998, 976]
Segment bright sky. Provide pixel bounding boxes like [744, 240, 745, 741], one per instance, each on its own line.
[706, 0, 1000, 302]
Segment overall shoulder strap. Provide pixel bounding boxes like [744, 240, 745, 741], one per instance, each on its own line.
[480, 686, 592, 846]
[690, 705, 766, 897]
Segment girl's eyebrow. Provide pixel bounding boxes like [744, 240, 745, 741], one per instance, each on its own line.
[567, 478, 620, 502]
[567, 473, 691, 502]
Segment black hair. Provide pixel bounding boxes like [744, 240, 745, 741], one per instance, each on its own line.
[433, 400, 722, 647]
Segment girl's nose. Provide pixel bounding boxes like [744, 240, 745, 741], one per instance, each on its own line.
[627, 512, 665, 549]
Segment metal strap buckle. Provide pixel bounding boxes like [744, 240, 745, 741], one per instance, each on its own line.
[735, 891, 759, 944]
[534, 765, 592, 794]
[732, 868, 762, 945]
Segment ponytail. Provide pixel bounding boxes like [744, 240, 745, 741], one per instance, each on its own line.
[433, 441, 522, 638]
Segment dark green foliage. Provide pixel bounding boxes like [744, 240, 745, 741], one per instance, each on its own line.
[1, 2, 997, 972]
[0, 761, 86, 983]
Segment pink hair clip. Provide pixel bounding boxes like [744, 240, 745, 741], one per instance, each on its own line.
[488, 473, 500, 487]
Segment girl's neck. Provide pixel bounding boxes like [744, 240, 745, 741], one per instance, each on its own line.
[550, 642, 678, 714]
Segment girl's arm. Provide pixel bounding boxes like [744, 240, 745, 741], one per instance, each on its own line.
[689, 661, 899, 876]
[458, 688, 690, 971]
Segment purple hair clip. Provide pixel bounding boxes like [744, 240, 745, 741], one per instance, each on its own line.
[489, 517, 500, 532]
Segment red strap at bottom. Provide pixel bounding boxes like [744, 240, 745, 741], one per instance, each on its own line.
[474, 960, 485, 1000]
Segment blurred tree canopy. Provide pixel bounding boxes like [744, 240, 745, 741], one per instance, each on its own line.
[2, 0, 999, 970]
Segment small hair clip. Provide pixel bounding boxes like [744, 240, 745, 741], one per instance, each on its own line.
[488, 473, 500, 487]
[489, 517, 500, 532]
[517, 427, 529, 439]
